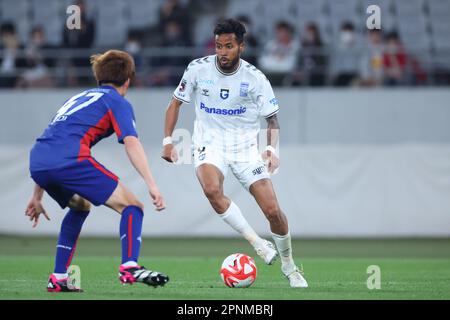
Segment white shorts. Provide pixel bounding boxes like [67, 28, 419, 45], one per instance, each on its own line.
[192, 145, 270, 190]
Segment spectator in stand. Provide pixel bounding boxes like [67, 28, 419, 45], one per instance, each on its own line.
[16, 26, 54, 88]
[0, 22, 26, 87]
[124, 31, 145, 87]
[382, 32, 407, 86]
[158, 0, 191, 45]
[298, 22, 327, 86]
[258, 21, 300, 85]
[236, 15, 259, 66]
[150, 19, 191, 87]
[359, 29, 384, 87]
[382, 31, 426, 86]
[331, 21, 361, 86]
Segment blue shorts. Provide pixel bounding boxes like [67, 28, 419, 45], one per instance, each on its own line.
[30, 158, 119, 208]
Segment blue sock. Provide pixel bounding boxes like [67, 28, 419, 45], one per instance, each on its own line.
[120, 206, 144, 264]
[54, 209, 89, 274]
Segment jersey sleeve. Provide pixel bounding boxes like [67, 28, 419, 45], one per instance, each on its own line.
[173, 65, 196, 104]
[255, 78, 280, 118]
[109, 100, 138, 144]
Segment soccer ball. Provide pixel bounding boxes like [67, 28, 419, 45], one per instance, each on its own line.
[220, 253, 257, 288]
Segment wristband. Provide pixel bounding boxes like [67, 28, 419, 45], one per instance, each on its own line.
[162, 136, 173, 146]
[265, 145, 277, 154]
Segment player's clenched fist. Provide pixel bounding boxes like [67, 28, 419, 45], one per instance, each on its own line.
[161, 144, 178, 163]
[262, 149, 280, 174]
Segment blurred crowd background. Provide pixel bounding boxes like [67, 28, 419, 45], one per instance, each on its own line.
[1, 0, 450, 88]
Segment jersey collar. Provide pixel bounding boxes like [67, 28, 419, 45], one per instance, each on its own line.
[215, 55, 242, 76]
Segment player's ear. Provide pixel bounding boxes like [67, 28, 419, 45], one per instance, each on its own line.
[124, 78, 131, 89]
[239, 41, 245, 53]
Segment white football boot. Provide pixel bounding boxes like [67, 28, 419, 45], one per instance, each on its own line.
[254, 240, 278, 265]
[283, 265, 308, 288]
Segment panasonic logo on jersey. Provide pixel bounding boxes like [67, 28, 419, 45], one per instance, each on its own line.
[200, 102, 246, 115]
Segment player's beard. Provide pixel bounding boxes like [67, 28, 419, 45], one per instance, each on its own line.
[219, 50, 241, 73]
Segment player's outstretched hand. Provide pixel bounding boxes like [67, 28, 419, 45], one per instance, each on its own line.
[161, 144, 179, 163]
[149, 188, 165, 211]
[262, 150, 280, 175]
[25, 198, 50, 228]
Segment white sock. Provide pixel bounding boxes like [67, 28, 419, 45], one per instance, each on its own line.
[53, 273, 68, 280]
[121, 261, 138, 267]
[272, 231, 297, 273]
[219, 201, 263, 248]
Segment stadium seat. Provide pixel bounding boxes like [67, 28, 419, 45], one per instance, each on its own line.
[431, 32, 450, 51]
[430, 19, 450, 37]
[0, 0, 29, 21]
[394, 0, 425, 17]
[30, 0, 64, 45]
[225, 0, 268, 41]
[94, 0, 128, 47]
[193, 14, 220, 47]
[127, 0, 162, 29]
[328, 0, 360, 17]
[294, 0, 325, 19]
[360, 0, 393, 12]
[398, 15, 430, 52]
[260, 0, 298, 42]
[0, 0, 30, 43]
[293, 0, 330, 42]
[296, 17, 331, 43]
[427, 0, 450, 18]
[327, 0, 363, 34]
[226, 0, 263, 19]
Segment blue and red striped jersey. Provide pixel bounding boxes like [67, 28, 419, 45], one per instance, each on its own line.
[30, 86, 138, 172]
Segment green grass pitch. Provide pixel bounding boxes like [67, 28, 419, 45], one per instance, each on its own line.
[0, 236, 449, 300]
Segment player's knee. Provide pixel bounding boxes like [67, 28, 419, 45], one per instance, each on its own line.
[79, 199, 92, 212]
[129, 200, 144, 212]
[263, 203, 282, 222]
[203, 184, 222, 200]
[69, 196, 91, 212]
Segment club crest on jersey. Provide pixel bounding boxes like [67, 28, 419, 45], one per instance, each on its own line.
[240, 82, 249, 97]
[220, 88, 230, 100]
[179, 79, 187, 92]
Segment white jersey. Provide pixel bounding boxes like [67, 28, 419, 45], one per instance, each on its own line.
[173, 55, 279, 162]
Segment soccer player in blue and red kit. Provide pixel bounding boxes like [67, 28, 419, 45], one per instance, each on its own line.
[25, 50, 169, 292]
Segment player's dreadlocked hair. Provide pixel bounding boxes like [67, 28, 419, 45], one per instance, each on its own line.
[214, 18, 247, 44]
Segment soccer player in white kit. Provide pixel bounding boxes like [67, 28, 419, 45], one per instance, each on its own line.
[161, 19, 307, 288]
